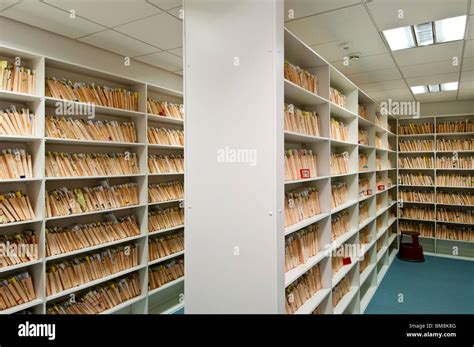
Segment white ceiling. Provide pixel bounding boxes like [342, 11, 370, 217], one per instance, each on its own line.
[0, 0, 184, 74]
[286, 0, 474, 103]
[1, 0, 473, 104]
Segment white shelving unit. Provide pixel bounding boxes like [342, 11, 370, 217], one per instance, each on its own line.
[0, 45, 184, 314]
[397, 114, 474, 260]
[283, 29, 399, 315]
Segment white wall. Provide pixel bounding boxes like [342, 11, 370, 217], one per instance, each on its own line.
[420, 100, 474, 117]
[0, 16, 182, 91]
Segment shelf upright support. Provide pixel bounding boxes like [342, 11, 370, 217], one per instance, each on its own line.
[184, 0, 285, 313]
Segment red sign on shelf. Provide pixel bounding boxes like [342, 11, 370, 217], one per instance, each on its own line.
[342, 257, 352, 265]
[300, 169, 310, 179]
[377, 184, 385, 191]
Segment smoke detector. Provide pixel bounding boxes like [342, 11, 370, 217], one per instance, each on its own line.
[339, 43, 361, 61]
[349, 53, 361, 61]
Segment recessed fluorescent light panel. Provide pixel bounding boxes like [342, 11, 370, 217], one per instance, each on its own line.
[440, 82, 459, 91]
[435, 16, 467, 43]
[383, 15, 466, 51]
[414, 22, 434, 46]
[411, 86, 427, 94]
[383, 26, 416, 51]
[411, 82, 458, 94]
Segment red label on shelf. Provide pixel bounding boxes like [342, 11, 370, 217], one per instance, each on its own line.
[367, 189, 373, 195]
[342, 257, 352, 265]
[377, 185, 385, 191]
[300, 169, 310, 179]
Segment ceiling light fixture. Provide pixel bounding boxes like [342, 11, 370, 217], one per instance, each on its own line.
[411, 82, 458, 94]
[383, 15, 467, 51]
[440, 82, 459, 91]
[383, 26, 416, 51]
[435, 16, 467, 43]
[411, 86, 427, 94]
[413, 22, 434, 46]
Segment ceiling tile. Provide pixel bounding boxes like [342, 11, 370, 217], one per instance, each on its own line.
[44, 0, 162, 28]
[367, 0, 468, 31]
[366, 88, 415, 102]
[458, 77, 474, 99]
[467, 15, 474, 40]
[0, 0, 19, 11]
[286, 5, 387, 60]
[414, 91, 458, 102]
[79, 29, 159, 57]
[458, 89, 474, 99]
[168, 47, 183, 57]
[406, 72, 459, 86]
[464, 40, 474, 59]
[400, 59, 460, 78]
[331, 53, 396, 74]
[460, 69, 474, 82]
[462, 55, 474, 71]
[358, 79, 407, 92]
[284, 0, 361, 21]
[307, 41, 352, 62]
[309, 39, 387, 63]
[346, 67, 402, 84]
[148, 0, 181, 11]
[1, 0, 105, 38]
[393, 42, 463, 66]
[371, 96, 384, 102]
[459, 73, 474, 98]
[115, 12, 182, 50]
[167, 6, 182, 20]
[134, 51, 182, 71]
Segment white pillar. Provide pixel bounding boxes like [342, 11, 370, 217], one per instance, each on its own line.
[184, 0, 285, 313]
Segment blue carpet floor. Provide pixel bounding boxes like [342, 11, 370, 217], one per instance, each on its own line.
[365, 255, 474, 314]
